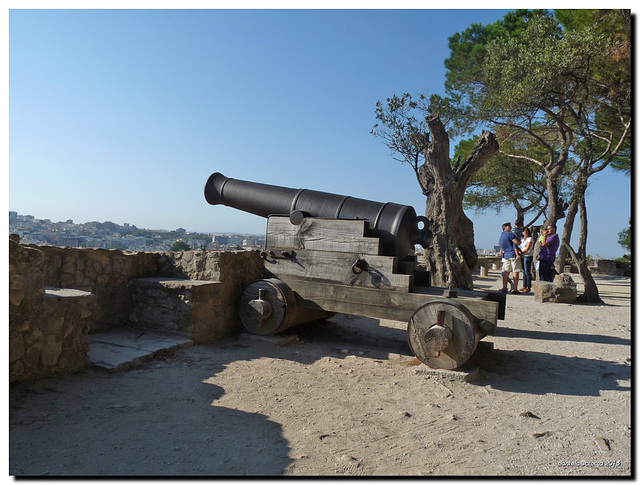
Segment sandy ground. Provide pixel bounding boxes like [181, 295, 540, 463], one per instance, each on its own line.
[9, 272, 631, 477]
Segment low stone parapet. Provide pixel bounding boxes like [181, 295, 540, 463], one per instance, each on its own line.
[11, 237, 97, 382]
[158, 249, 263, 283]
[588, 259, 630, 276]
[10, 286, 96, 383]
[10, 235, 265, 382]
[32, 245, 158, 332]
[127, 277, 237, 343]
[476, 256, 502, 277]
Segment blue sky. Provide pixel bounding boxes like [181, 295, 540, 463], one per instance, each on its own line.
[8, 9, 632, 258]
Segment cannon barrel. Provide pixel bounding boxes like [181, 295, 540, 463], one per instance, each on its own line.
[204, 172, 432, 259]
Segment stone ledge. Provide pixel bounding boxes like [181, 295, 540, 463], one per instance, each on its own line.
[129, 276, 222, 290]
[127, 277, 232, 343]
[88, 326, 193, 371]
[45, 286, 94, 298]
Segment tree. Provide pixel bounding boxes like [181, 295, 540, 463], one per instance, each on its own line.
[454, 134, 573, 227]
[552, 9, 632, 266]
[372, 94, 499, 288]
[441, 10, 631, 302]
[171, 240, 191, 251]
[618, 219, 630, 255]
[450, 13, 582, 227]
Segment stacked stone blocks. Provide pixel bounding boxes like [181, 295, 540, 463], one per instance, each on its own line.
[128, 251, 263, 343]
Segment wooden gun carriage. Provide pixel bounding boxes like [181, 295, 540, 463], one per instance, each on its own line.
[205, 173, 505, 370]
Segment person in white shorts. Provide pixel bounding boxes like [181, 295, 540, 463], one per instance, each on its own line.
[498, 222, 522, 294]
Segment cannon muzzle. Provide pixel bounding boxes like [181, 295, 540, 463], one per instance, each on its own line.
[204, 172, 432, 259]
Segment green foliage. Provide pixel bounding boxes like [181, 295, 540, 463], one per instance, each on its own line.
[171, 240, 191, 251]
[481, 16, 608, 121]
[556, 9, 631, 99]
[617, 219, 630, 253]
[371, 93, 437, 194]
[442, 8, 630, 232]
[556, 9, 631, 177]
[372, 93, 431, 160]
[456, 136, 547, 216]
[444, 10, 552, 95]
[443, 10, 628, 137]
[443, 9, 554, 132]
[610, 157, 631, 176]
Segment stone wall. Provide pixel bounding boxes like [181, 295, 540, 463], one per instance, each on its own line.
[588, 259, 631, 277]
[158, 249, 264, 294]
[131, 251, 264, 343]
[10, 237, 97, 383]
[32, 245, 159, 333]
[10, 236, 264, 383]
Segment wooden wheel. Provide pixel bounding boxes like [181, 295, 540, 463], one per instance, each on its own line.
[407, 299, 481, 370]
[239, 278, 297, 335]
[239, 278, 333, 335]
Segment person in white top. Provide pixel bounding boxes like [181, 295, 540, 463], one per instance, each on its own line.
[519, 227, 534, 292]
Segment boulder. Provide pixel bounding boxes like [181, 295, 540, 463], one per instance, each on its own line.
[532, 274, 578, 303]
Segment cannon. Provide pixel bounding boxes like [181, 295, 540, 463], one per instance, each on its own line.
[205, 172, 505, 370]
[205, 172, 433, 259]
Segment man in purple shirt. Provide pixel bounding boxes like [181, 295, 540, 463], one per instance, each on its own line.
[539, 223, 560, 282]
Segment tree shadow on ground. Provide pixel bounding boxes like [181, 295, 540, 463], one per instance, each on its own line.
[292, 315, 414, 359]
[496, 327, 630, 346]
[9, 313, 419, 477]
[474, 348, 630, 396]
[10, 359, 292, 476]
[11, 306, 631, 475]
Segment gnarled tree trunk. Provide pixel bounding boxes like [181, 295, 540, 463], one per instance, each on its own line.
[555, 172, 599, 303]
[563, 241, 602, 303]
[419, 115, 499, 289]
[578, 197, 588, 260]
[557, 172, 587, 273]
[422, 173, 477, 289]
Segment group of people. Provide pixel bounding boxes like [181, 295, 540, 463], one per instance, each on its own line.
[498, 218, 560, 294]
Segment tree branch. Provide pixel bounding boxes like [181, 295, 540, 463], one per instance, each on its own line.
[489, 117, 556, 162]
[498, 150, 545, 168]
[424, 114, 452, 174]
[412, 150, 428, 195]
[456, 130, 499, 187]
[589, 119, 631, 176]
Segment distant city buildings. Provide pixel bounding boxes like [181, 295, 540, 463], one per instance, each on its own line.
[8, 212, 265, 252]
[9, 212, 504, 255]
[477, 247, 501, 256]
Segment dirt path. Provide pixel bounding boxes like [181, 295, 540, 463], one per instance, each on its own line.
[9, 273, 631, 476]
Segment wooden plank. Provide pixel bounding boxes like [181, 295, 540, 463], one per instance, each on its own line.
[277, 275, 499, 324]
[266, 216, 381, 255]
[264, 248, 412, 292]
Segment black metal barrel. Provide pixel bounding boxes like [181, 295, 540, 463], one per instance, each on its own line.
[204, 172, 432, 259]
